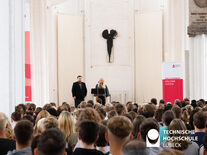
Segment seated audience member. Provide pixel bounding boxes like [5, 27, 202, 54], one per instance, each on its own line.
[138, 118, 163, 155]
[114, 103, 127, 115]
[158, 149, 184, 155]
[36, 116, 58, 135]
[34, 128, 66, 155]
[162, 119, 199, 155]
[58, 111, 76, 153]
[106, 116, 133, 155]
[7, 120, 33, 155]
[171, 106, 182, 119]
[189, 108, 200, 130]
[159, 99, 165, 105]
[139, 104, 156, 118]
[132, 115, 145, 139]
[72, 120, 104, 155]
[154, 108, 164, 126]
[31, 136, 40, 155]
[122, 139, 149, 155]
[199, 132, 207, 155]
[0, 112, 16, 155]
[95, 124, 109, 155]
[160, 110, 175, 143]
[151, 98, 158, 105]
[11, 112, 21, 129]
[107, 110, 118, 119]
[190, 111, 207, 147]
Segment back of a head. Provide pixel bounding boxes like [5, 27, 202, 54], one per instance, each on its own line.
[107, 116, 133, 139]
[14, 120, 33, 146]
[78, 120, 100, 145]
[193, 111, 207, 129]
[115, 103, 127, 115]
[151, 98, 157, 105]
[122, 140, 148, 155]
[95, 124, 108, 147]
[162, 110, 175, 126]
[158, 149, 184, 155]
[38, 117, 58, 133]
[0, 112, 8, 132]
[171, 106, 181, 119]
[11, 111, 21, 122]
[37, 128, 66, 155]
[139, 118, 159, 141]
[141, 104, 156, 118]
[132, 115, 145, 138]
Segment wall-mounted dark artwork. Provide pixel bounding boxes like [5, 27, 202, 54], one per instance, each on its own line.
[102, 29, 118, 63]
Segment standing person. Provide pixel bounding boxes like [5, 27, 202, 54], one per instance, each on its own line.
[95, 78, 110, 105]
[72, 75, 87, 108]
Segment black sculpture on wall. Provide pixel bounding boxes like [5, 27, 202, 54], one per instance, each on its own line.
[102, 29, 118, 63]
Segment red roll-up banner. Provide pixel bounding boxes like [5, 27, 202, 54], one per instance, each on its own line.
[162, 62, 183, 104]
[24, 2, 32, 102]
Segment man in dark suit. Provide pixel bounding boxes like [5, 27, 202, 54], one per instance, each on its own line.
[72, 75, 87, 108]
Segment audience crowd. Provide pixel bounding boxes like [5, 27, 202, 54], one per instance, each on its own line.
[0, 98, 207, 155]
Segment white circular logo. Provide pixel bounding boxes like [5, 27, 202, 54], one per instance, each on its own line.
[147, 129, 159, 140]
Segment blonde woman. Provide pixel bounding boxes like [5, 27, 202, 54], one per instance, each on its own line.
[58, 111, 77, 150]
[95, 78, 110, 105]
[33, 110, 50, 136]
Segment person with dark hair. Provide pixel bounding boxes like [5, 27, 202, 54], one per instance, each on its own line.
[191, 100, 197, 109]
[95, 124, 109, 155]
[34, 128, 66, 155]
[22, 114, 34, 125]
[154, 108, 164, 126]
[11, 111, 21, 129]
[190, 111, 207, 147]
[199, 132, 207, 155]
[115, 103, 127, 116]
[160, 110, 175, 143]
[7, 120, 33, 155]
[159, 99, 165, 104]
[163, 119, 199, 155]
[31, 135, 40, 155]
[138, 118, 163, 155]
[151, 98, 157, 105]
[172, 105, 182, 119]
[106, 116, 133, 155]
[132, 115, 145, 138]
[72, 75, 87, 108]
[46, 108, 58, 117]
[72, 120, 104, 155]
[122, 140, 149, 155]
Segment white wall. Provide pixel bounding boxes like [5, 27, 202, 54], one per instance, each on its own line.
[57, 14, 84, 105]
[135, 11, 163, 104]
[84, 0, 135, 103]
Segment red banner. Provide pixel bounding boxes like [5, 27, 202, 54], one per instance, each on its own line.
[25, 31, 32, 102]
[162, 78, 183, 104]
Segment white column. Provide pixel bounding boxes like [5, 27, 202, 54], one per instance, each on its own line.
[0, 0, 25, 117]
[189, 35, 207, 100]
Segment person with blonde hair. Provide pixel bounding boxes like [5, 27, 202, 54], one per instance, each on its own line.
[0, 112, 16, 154]
[58, 111, 75, 141]
[95, 78, 110, 105]
[33, 110, 50, 136]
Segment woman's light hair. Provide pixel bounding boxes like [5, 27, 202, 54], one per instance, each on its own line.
[99, 78, 106, 88]
[58, 111, 75, 141]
